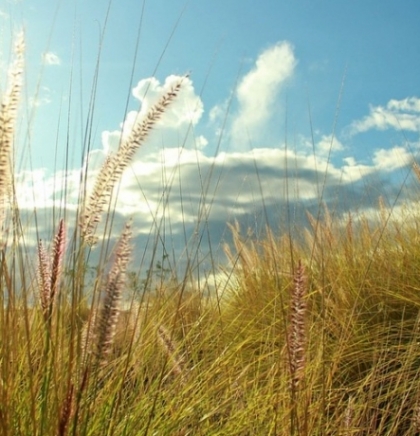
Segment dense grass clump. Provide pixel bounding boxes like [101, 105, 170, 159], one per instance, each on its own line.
[2, 32, 420, 436]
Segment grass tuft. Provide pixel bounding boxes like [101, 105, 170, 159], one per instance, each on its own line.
[1, 30, 420, 436]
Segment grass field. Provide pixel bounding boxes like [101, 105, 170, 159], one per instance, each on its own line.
[1, 30, 420, 436]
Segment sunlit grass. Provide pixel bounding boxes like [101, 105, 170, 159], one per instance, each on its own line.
[1, 29, 420, 436]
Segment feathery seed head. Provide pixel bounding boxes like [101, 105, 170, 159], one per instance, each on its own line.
[50, 219, 66, 301]
[37, 219, 67, 321]
[288, 260, 307, 390]
[157, 324, 188, 384]
[0, 30, 25, 238]
[37, 240, 52, 316]
[95, 221, 132, 363]
[80, 77, 187, 245]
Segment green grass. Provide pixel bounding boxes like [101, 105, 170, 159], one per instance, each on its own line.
[1, 29, 420, 436]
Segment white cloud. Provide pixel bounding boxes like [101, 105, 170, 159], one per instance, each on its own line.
[100, 75, 206, 161]
[18, 139, 416, 244]
[372, 145, 413, 171]
[230, 41, 297, 147]
[132, 75, 204, 128]
[42, 52, 61, 65]
[194, 135, 208, 150]
[15, 168, 80, 211]
[14, 136, 420, 275]
[209, 102, 226, 124]
[349, 97, 420, 135]
[316, 135, 345, 155]
[341, 157, 375, 181]
[301, 134, 345, 157]
[29, 86, 52, 107]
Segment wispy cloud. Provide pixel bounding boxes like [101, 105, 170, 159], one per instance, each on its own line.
[29, 86, 52, 107]
[42, 52, 61, 66]
[348, 97, 420, 135]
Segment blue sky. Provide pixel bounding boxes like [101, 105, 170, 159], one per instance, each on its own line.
[1, 0, 420, 278]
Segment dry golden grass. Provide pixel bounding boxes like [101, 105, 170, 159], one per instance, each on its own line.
[2, 31, 420, 436]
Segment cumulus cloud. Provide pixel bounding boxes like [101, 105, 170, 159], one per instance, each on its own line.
[372, 146, 413, 171]
[42, 52, 61, 65]
[341, 156, 375, 181]
[99, 75, 205, 161]
[17, 139, 417, 247]
[15, 168, 80, 212]
[14, 134, 420, 279]
[229, 41, 297, 147]
[349, 97, 420, 135]
[316, 135, 345, 155]
[28, 68, 419, 248]
[132, 75, 204, 128]
[16, 147, 333, 236]
[301, 134, 345, 157]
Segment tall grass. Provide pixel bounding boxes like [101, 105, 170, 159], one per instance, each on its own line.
[1, 30, 420, 436]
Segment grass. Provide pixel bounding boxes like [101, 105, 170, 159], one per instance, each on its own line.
[2, 29, 420, 436]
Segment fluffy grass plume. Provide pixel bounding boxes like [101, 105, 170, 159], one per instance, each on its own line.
[156, 323, 188, 384]
[57, 383, 74, 436]
[0, 31, 24, 239]
[287, 260, 307, 390]
[37, 219, 66, 322]
[80, 77, 187, 245]
[94, 221, 132, 364]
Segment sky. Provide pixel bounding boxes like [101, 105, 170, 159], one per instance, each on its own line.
[1, 0, 420, 281]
